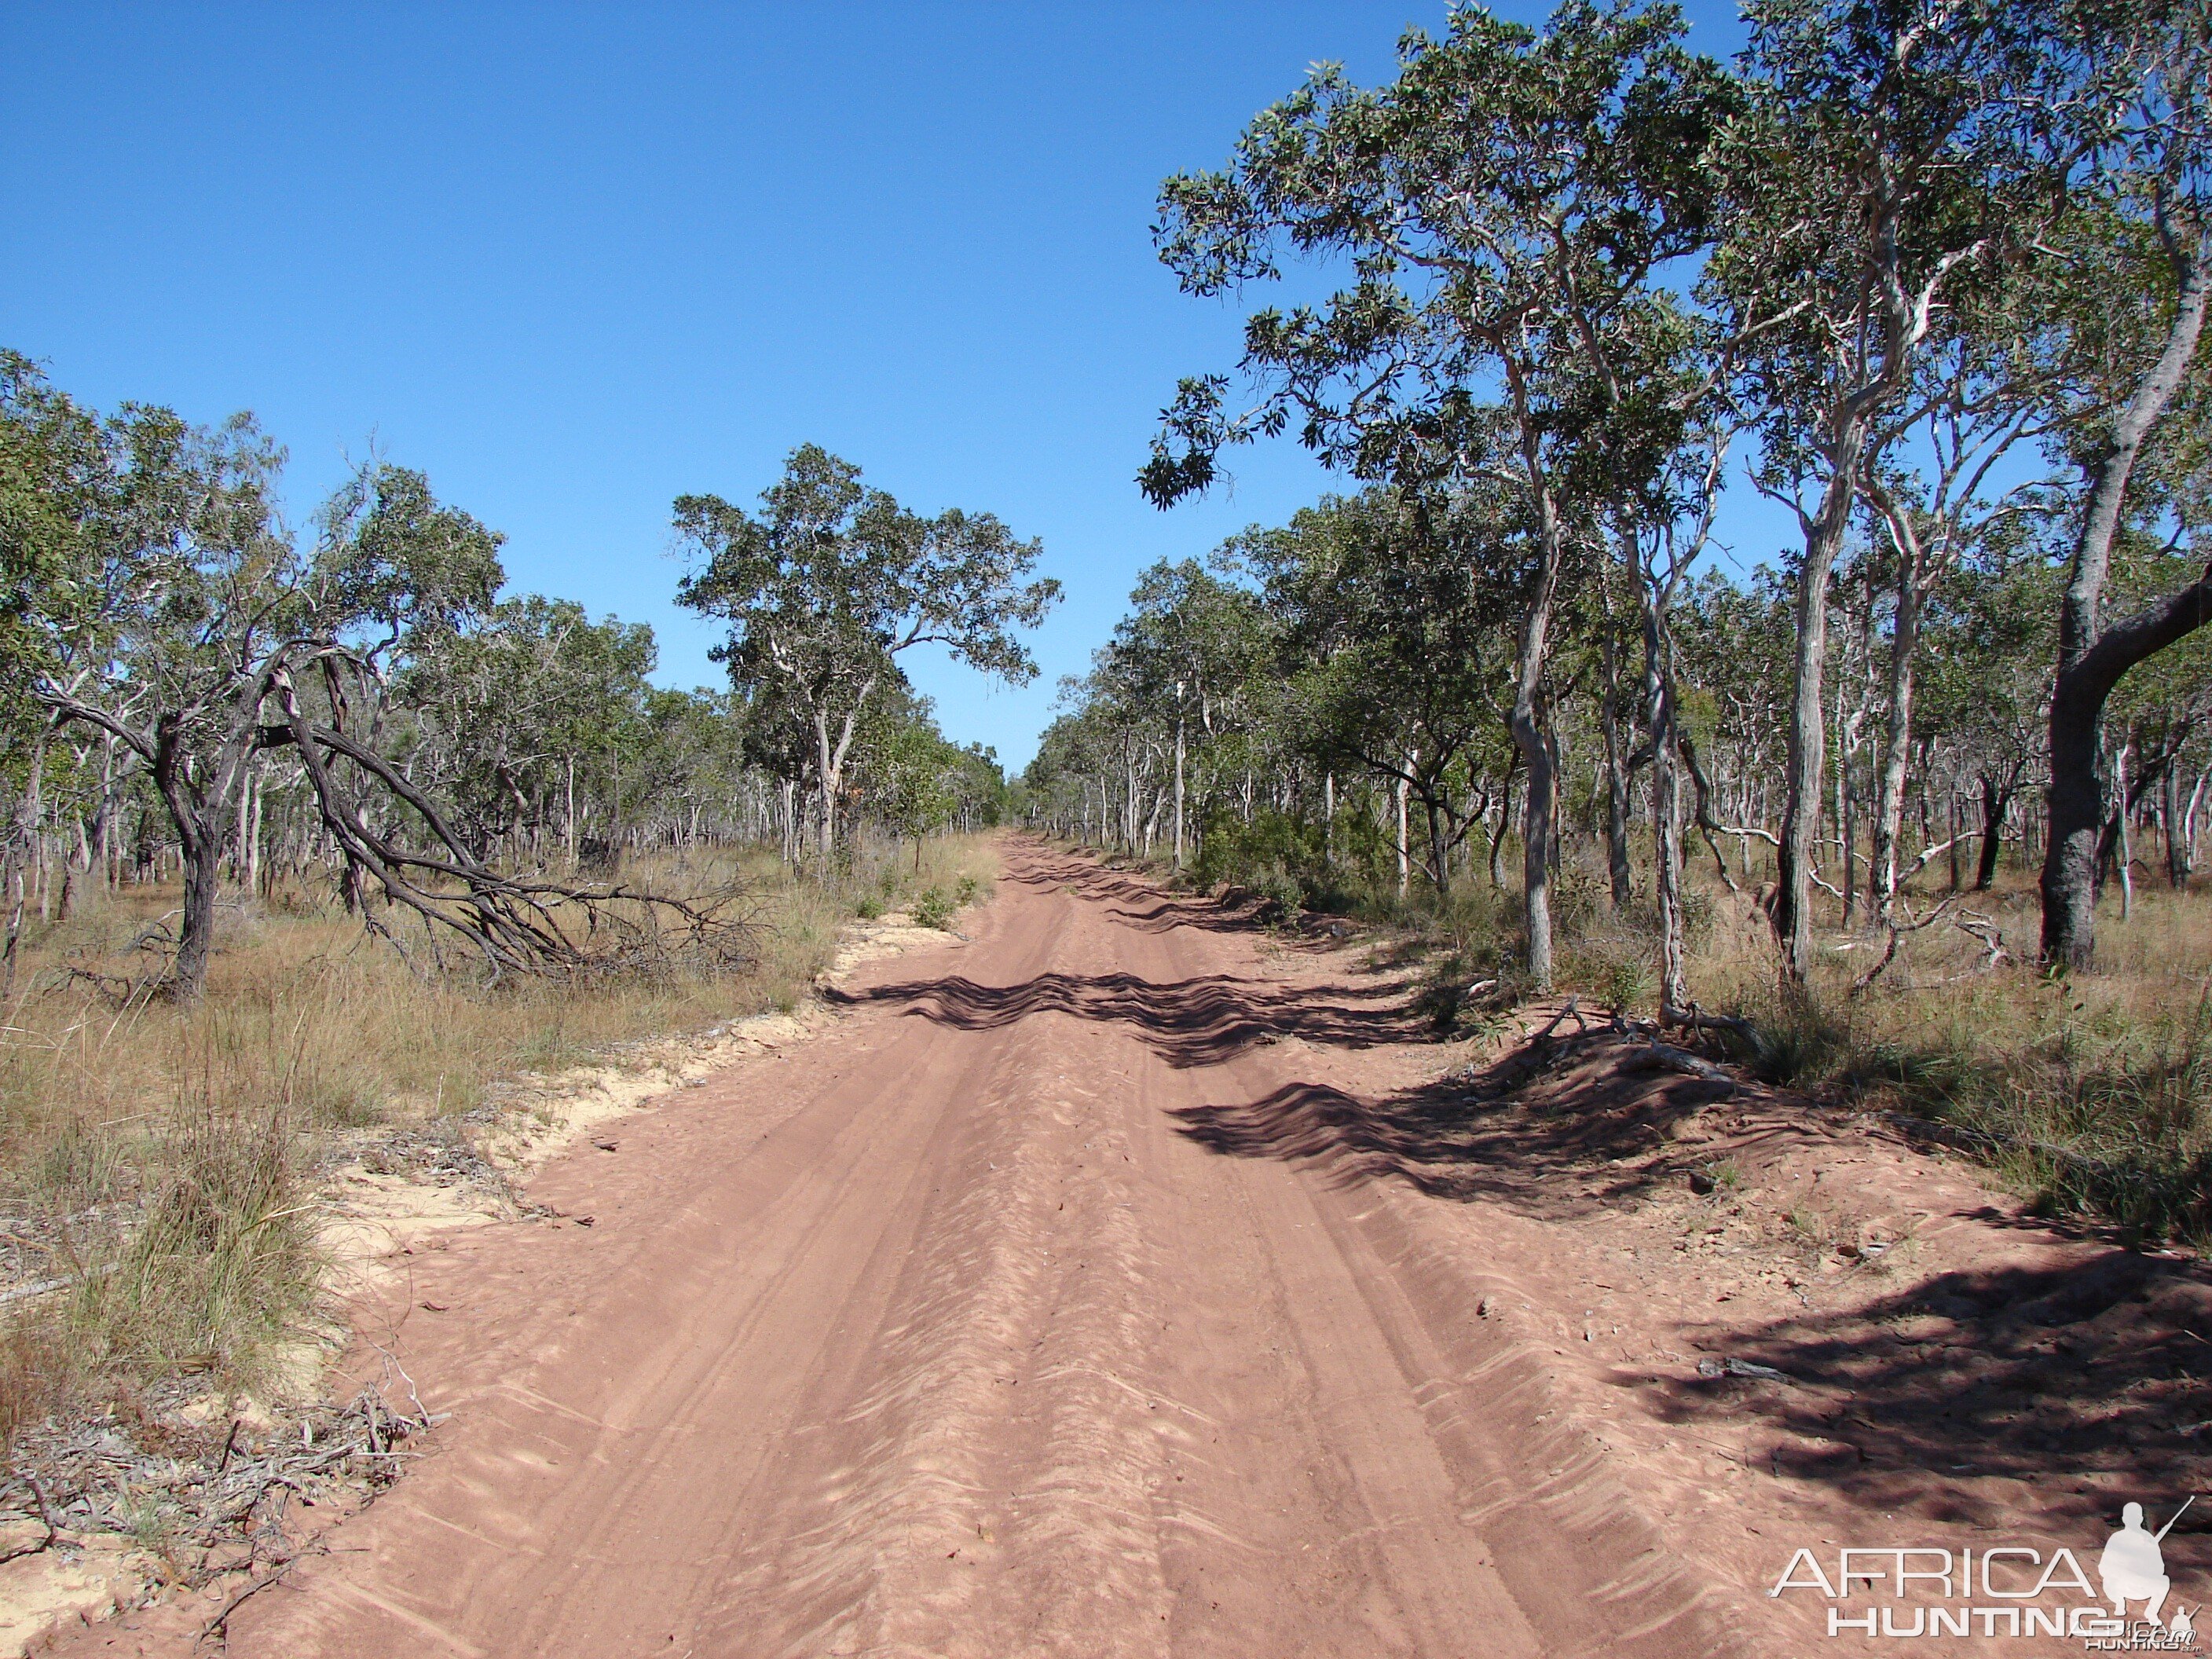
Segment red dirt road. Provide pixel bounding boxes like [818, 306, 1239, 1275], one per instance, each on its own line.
[80, 844, 1772, 1657]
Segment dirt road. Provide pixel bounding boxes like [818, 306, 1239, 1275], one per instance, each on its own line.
[113, 844, 1756, 1657]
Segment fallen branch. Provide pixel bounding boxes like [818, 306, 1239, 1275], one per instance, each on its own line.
[1851, 895, 1963, 995]
[1639, 1039, 1738, 1097]
[1952, 909, 2009, 975]
[1661, 1002, 1756, 1040]
[1533, 996, 1588, 1041]
[0, 1469, 68, 1566]
[1897, 834, 1968, 886]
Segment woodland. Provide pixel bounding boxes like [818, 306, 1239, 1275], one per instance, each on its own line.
[1027, 0, 2212, 1015]
[0, 0, 2210, 1452]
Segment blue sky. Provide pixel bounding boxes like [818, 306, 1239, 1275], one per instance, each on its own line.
[3, 2, 1770, 769]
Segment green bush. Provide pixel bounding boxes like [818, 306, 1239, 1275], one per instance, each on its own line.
[1192, 808, 1324, 895]
[911, 888, 956, 930]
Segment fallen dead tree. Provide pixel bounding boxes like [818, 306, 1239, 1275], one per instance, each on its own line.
[274, 676, 759, 987]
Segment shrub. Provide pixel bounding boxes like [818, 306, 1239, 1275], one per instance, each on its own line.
[1192, 809, 1325, 898]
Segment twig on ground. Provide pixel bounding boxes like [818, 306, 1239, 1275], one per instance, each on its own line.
[198, 1548, 312, 1647]
[0, 1468, 69, 1565]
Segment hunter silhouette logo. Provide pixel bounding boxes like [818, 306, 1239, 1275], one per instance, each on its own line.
[1768, 1496, 2203, 1646]
[2102, 1500, 2191, 1628]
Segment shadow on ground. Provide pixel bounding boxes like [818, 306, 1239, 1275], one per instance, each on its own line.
[1002, 842, 2212, 1549]
[1168, 1032, 1736, 1219]
[1004, 843, 1360, 944]
[1639, 1249, 2212, 1548]
[1169, 1021, 2212, 1548]
[833, 969, 1416, 1070]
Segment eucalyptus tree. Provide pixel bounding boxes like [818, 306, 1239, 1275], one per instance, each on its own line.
[1144, 0, 1736, 989]
[1108, 558, 1270, 868]
[402, 595, 659, 862]
[1616, 419, 1734, 1011]
[675, 445, 1058, 864]
[1243, 486, 1517, 896]
[1855, 298, 2056, 920]
[1, 355, 109, 971]
[1671, 567, 1796, 872]
[2037, 0, 2212, 968]
[1713, 0, 2082, 979]
[13, 397, 574, 995]
[25, 398, 311, 995]
[2092, 545, 2212, 906]
[0, 355, 96, 749]
[867, 713, 963, 872]
[1915, 555, 2056, 889]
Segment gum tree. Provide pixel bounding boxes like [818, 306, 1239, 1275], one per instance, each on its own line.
[675, 445, 1058, 864]
[12, 392, 566, 995]
[2037, 0, 2212, 968]
[1714, 0, 2078, 979]
[1142, 0, 1734, 990]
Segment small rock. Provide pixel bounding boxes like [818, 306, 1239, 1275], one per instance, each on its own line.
[1726, 1357, 1788, 1380]
[1771, 1437, 1860, 1477]
[1689, 1170, 1716, 1196]
[1697, 1356, 1789, 1381]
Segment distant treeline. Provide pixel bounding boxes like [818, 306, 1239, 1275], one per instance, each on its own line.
[1, 368, 1042, 996]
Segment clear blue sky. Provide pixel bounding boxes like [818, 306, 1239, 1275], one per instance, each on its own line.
[3, 2, 1767, 770]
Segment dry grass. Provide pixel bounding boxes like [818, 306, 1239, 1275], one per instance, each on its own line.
[1667, 866, 2212, 1244]
[1183, 819, 2212, 1243]
[0, 831, 1001, 1446]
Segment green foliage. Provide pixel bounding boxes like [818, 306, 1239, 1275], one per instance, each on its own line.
[1143, 0, 1736, 501]
[401, 595, 661, 856]
[1191, 809, 1318, 895]
[674, 445, 1056, 857]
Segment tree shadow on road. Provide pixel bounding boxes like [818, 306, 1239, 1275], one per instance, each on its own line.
[1167, 1034, 1737, 1218]
[1003, 850, 1281, 939]
[831, 969, 1418, 1069]
[1632, 1250, 2212, 1551]
[1167, 1024, 2212, 1550]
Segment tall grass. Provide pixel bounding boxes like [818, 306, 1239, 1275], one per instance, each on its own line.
[1685, 874, 2212, 1243]
[0, 832, 1001, 1445]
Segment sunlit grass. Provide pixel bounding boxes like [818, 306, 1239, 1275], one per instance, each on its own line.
[0, 830, 1001, 1443]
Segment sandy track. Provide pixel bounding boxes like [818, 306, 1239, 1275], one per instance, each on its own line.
[71, 843, 1752, 1658]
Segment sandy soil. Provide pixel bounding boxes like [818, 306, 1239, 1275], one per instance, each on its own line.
[46, 842, 2212, 1657]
